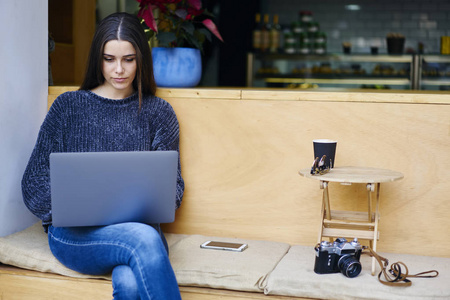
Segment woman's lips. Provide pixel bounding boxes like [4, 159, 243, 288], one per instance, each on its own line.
[114, 78, 126, 83]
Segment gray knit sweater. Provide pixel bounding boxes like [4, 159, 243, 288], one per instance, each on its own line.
[22, 90, 184, 230]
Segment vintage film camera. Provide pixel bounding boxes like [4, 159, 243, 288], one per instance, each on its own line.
[314, 238, 362, 278]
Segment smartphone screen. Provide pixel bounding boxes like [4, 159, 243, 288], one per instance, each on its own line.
[200, 241, 248, 252]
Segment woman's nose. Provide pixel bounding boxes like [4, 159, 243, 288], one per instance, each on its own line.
[115, 62, 124, 74]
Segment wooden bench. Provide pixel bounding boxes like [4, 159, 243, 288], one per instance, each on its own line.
[1, 87, 449, 299]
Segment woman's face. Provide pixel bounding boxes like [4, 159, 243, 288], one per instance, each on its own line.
[100, 40, 137, 98]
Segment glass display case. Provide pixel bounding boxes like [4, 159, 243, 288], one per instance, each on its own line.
[246, 53, 450, 91]
[420, 55, 450, 91]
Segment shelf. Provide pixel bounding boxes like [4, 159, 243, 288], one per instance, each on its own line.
[247, 53, 450, 90]
[422, 55, 450, 63]
[422, 79, 450, 86]
[252, 53, 414, 63]
[322, 228, 379, 240]
[328, 210, 376, 222]
[323, 220, 374, 229]
[264, 77, 410, 85]
[256, 74, 409, 79]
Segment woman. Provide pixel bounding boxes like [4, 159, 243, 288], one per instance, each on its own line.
[22, 12, 184, 300]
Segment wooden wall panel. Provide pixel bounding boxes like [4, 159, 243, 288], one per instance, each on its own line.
[162, 94, 450, 257]
[49, 0, 95, 85]
[73, 0, 96, 84]
[50, 44, 74, 84]
[48, 87, 450, 257]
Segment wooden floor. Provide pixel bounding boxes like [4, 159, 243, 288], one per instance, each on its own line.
[0, 264, 310, 300]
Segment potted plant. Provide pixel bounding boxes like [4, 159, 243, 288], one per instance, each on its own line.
[386, 33, 405, 55]
[137, 0, 223, 87]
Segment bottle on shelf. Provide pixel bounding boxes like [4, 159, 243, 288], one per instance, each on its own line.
[299, 39, 311, 54]
[291, 21, 305, 52]
[283, 29, 296, 54]
[270, 14, 281, 53]
[307, 21, 320, 50]
[297, 10, 322, 55]
[299, 10, 313, 23]
[252, 13, 262, 52]
[314, 32, 327, 54]
[291, 20, 304, 36]
[299, 10, 312, 42]
[261, 14, 271, 53]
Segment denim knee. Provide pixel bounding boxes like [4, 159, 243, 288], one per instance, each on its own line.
[48, 223, 179, 299]
[126, 223, 167, 256]
[112, 265, 139, 300]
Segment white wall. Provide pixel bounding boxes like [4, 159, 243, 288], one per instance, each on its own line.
[0, 0, 48, 236]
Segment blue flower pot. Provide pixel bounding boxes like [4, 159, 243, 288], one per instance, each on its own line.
[152, 47, 202, 87]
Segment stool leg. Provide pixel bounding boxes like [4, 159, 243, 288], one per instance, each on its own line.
[367, 183, 374, 222]
[322, 181, 331, 220]
[371, 183, 381, 275]
[318, 181, 330, 243]
[318, 194, 325, 244]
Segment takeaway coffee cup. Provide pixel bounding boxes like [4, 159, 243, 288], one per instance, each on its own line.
[313, 139, 337, 169]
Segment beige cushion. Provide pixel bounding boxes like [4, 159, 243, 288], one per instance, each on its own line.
[0, 222, 290, 293]
[168, 234, 290, 292]
[0, 222, 186, 280]
[0, 222, 109, 279]
[6, 222, 447, 299]
[265, 244, 450, 300]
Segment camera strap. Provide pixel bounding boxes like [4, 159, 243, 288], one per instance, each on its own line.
[363, 246, 439, 287]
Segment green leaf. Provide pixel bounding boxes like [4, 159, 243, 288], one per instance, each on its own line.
[157, 32, 177, 47]
[181, 22, 195, 35]
[185, 33, 203, 53]
[202, 9, 215, 18]
[197, 28, 211, 42]
[175, 9, 188, 20]
[145, 29, 156, 41]
[193, 30, 206, 45]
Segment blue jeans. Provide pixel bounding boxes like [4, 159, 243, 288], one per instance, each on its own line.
[48, 222, 181, 300]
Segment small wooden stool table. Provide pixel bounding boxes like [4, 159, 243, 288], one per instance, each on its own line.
[299, 166, 403, 275]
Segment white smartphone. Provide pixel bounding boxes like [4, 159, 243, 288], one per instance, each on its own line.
[200, 241, 248, 252]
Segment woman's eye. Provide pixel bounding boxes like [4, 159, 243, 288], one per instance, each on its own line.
[103, 57, 114, 62]
[125, 58, 135, 62]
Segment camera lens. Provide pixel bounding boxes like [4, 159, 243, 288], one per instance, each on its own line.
[338, 255, 362, 278]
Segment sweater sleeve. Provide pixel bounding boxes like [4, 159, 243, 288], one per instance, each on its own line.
[22, 99, 64, 228]
[151, 99, 185, 209]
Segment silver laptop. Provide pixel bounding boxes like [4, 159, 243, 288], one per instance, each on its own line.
[50, 151, 178, 227]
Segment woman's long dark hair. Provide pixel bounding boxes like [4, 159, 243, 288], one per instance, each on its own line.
[80, 12, 156, 108]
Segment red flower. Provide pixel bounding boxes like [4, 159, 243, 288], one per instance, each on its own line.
[138, 0, 181, 4]
[186, 7, 204, 18]
[202, 19, 223, 42]
[186, 0, 201, 10]
[137, 4, 158, 32]
[136, 0, 223, 51]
